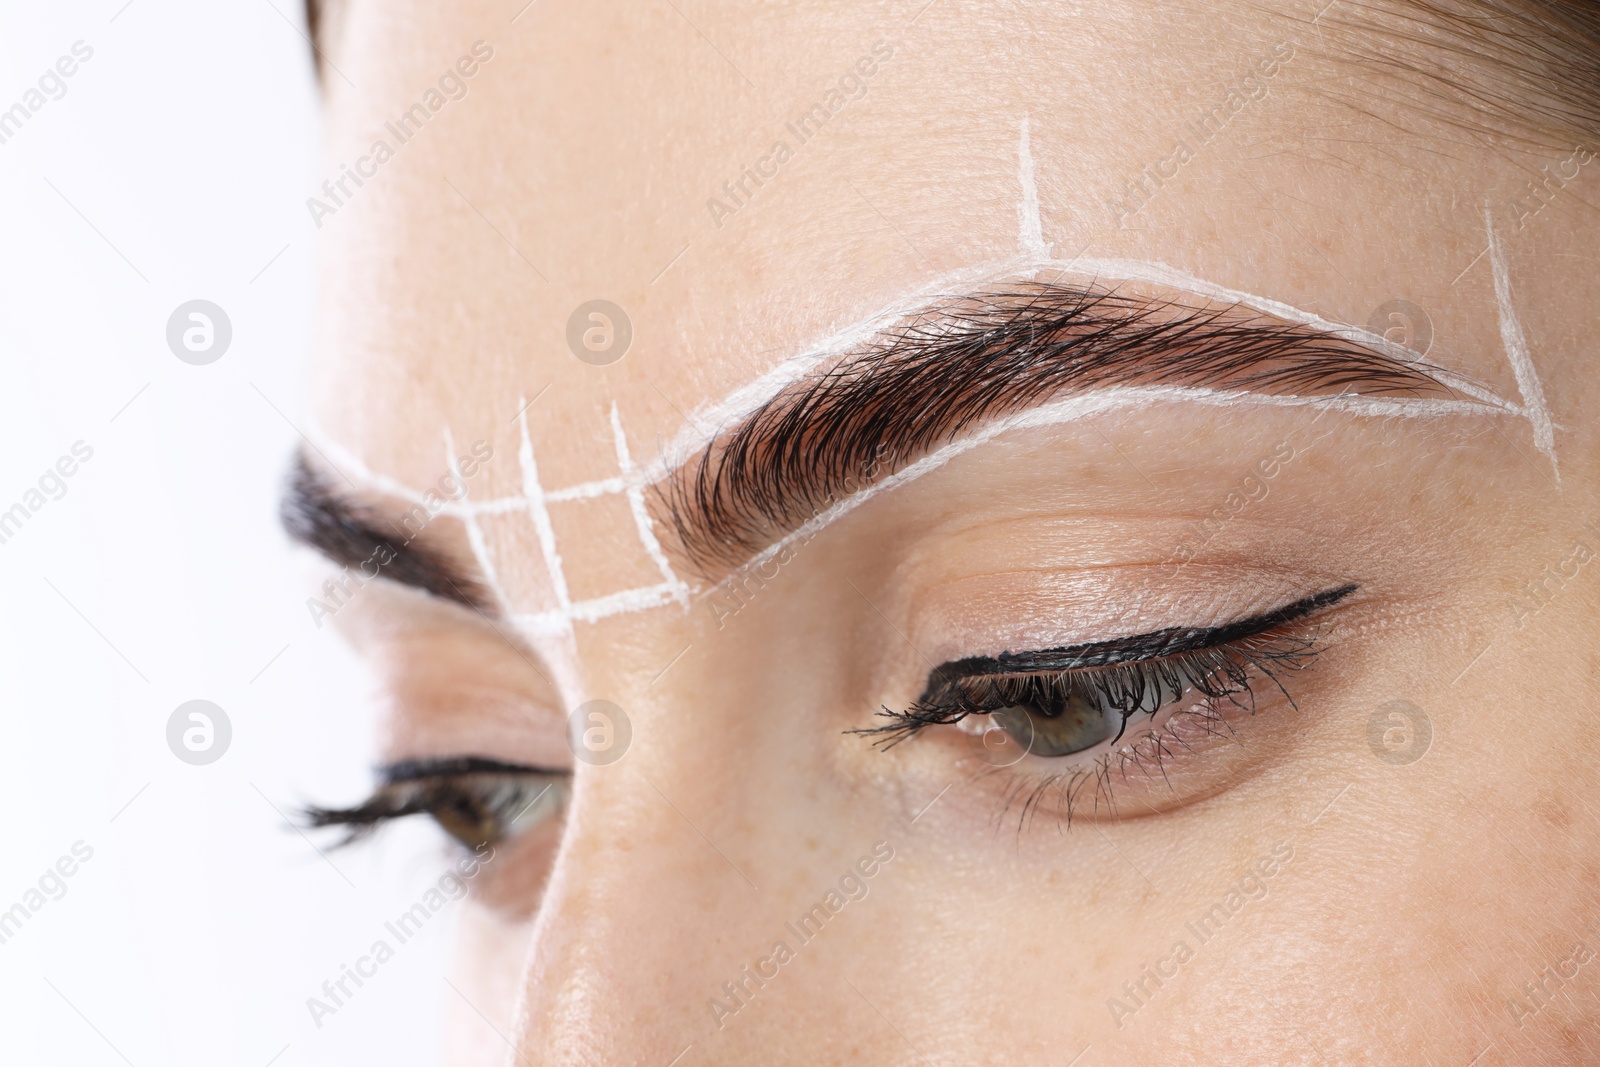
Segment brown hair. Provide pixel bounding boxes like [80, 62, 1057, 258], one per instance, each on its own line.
[1319, 0, 1600, 146]
[301, 0, 1598, 147]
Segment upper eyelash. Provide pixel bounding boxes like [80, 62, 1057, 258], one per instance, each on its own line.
[853, 583, 1356, 749]
[303, 758, 569, 848]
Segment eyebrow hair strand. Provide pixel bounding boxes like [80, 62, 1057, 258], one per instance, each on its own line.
[280, 453, 493, 612]
[655, 282, 1479, 571]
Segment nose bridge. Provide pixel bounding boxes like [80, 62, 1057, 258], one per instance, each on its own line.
[510, 745, 764, 1065]
[503, 519, 873, 1062]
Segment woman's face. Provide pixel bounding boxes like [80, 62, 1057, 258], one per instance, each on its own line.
[299, 1, 1600, 1062]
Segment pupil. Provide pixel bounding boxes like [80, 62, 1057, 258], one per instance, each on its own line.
[991, 691, 1116, 758]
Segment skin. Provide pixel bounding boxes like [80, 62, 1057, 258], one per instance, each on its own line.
[306, 0, 1600, 1063]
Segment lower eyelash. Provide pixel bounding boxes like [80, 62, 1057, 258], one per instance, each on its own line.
[999, 699, 1250, 831]
[879, 625, 1332, 832]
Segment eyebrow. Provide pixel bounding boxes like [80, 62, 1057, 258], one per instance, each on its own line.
[280, 454, 493, 612]
[654, 281, 1461, 570]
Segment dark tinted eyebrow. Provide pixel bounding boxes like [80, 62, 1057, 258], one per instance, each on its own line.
[279, 453, 493, 613]
[654, 282, 1459, 570]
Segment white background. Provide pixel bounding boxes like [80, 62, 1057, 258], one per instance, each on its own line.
[0, 3, 466, 1064]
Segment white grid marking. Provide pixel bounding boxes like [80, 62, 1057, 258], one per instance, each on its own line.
[1485, 206, 1560, 475]
[305, 120, 1552, 634]
[1017, 113, 1050, 259]
[516, 400, 575, 635]
[609, 402, 691, 606]
[443, 425, 508, 615]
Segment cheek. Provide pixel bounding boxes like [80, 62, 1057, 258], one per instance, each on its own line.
[448, 901, 537, 1055]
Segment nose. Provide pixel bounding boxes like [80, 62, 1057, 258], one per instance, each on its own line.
[510, 753, 766, 1065]
[503, 696, 910, 1066]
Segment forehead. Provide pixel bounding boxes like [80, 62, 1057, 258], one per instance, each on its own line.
[308, 0, 1525, 501]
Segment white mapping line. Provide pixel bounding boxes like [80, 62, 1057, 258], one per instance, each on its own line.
[517, 400, 574, 635]
[308, 378, 1516, 632]
[304, 419, 533, 517]
[706, 383, 1519, 596]
[1017, 115, 1051, 259]
[609, 402, 691, 606]
[443, 425, 509, 615]
[547, 476, 628, 502]
[642, 252, 1526, 483]
[1054, 255, 1522, 414]
[303, 422, 436, 507]
[1484, 207, 1560, 475]
[638, 253, 1075, 483]
[510, 581, 687, 636]
[306, 410, 706, 633]
[307, 251, 1534, 633]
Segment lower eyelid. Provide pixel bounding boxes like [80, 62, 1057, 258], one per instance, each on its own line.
[880, 614, 1349, 828]
[983, 659, 1327, 826]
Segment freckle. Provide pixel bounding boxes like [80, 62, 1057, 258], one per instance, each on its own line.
[1533, 793, 1573, 831]
[1558, 1023, 1586, 1058]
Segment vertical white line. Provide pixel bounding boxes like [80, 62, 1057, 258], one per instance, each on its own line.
[1018, 114, 1050, 259]
[1485, 207, 1559, 476]
[609, 402, 691, 605]
[517, 399, 574, 632]
[442, 426, 510, 614]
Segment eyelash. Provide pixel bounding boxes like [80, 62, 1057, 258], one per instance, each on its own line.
[860, 628, 1320, 748]
[854, 588, 1351, 826]
[304, 763, 569, 851]
[310, 589, 1350, 843]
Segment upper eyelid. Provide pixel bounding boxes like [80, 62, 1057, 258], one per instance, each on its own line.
[380, 755, 569, 783]
[923, 583, 1357, 691]
[305, 764, 569, 840]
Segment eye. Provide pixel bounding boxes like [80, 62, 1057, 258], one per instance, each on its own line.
[985, 683, 1126, 758]
[303, 757, 570, 851]
[854, 583, 1358, 772]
